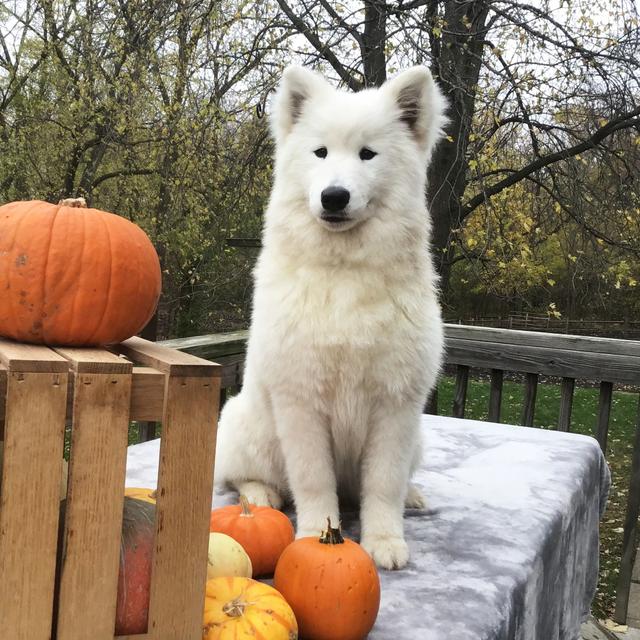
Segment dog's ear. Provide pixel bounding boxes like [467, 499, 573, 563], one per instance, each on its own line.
[383, 67, 448, 154]
[271, 66, 328, 141]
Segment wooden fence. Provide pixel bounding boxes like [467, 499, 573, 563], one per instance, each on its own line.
[162, 324, 640, 624]
[448, 314, 640, 340]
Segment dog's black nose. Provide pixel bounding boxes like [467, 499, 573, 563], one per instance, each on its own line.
[321, 186, 350, 212]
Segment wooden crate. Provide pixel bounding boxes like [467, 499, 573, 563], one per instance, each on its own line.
[0, 336, 221, 640]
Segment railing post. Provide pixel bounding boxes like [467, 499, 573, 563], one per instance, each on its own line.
[452, 365, 469, 419]
[596, 381, 613, 453]
[521, 373, 538, 427]
[615, 394, 640, 624]
[557, 377, 575, 432]
[488, 369, 503, 423]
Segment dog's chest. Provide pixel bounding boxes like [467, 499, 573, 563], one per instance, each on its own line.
[252, 258, 436, 402]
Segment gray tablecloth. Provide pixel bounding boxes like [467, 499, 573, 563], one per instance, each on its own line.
[125, 415, 610, 640]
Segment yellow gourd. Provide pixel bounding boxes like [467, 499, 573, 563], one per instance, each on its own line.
[207, 533, 253, 579]
[203, 577, 298, 639]
[124, 487, 156, 504]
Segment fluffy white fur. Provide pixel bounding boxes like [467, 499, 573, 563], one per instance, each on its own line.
[214, 65, 447, 569]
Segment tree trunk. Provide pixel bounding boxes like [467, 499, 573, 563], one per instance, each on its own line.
[427, 1, 490, 290]
[362, 0, 387, 87]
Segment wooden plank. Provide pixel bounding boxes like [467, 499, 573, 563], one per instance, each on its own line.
[452, 365, 469, 418]
[0, 370, 68, 640]
[116, 336, 222, 377]
[446, 337, 640, 384]
[57, 379, 131, 636]
[558, 377, 575, 432]
[147, 374, 220, 639]
[488, 369, 503, 423]
[4, 365, 165, 423]
[130, 367, 165, 421]
[54, 346, 131, 374]
[615, 394, 640, 623]
[219, 356, 245, 390]
[163, 325, 640, 361]
[423, 387, 438, 415]
[521, 373, 538, 427]
[445, 323, 640, 358]
[161, 331, 249, 360]
[0, 338, 69, 372]
[596, 381, 613, 453]
[137, 421, 157, 442]
[219, 386, 228, 409]
[56, 360, 132, 640]
[0, 364, 5, 440]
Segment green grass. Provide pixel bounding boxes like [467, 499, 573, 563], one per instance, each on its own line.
[436, 374, 638, 620]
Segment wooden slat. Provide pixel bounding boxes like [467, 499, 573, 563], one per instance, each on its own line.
[615, 394, 640, 623]
[446, 337, 639, 384]
[137, 421, 157, 442]
[219, 386, 228, 409]
[488, 369, 503, 422]
[557, 377, 575, 432]
[130, 367, 165, 421]
[4, 365, 165, 423]
[596, 381, 613, 453]
[219, 356, 245, 390]
[56, 358, 132, 640]
[54, 346, 131, 374]
[521, 373, 538, 427]
[452, 365, 469, 418]
[423, 388, 438, 415]
[0, 370, 68, 640]
[116, 336, 221, 377]
[147, 374, 220, 639]
[165, 325, 640, 360]
[445, 324, 640, 358]
[161, 330, 249, 360]
[0, 338, 69, 372]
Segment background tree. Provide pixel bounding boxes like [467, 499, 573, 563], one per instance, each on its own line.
[273, 0, 640, 297]
[0, 0, 638, 336]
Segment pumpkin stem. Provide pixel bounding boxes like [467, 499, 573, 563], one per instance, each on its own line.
[319, 517, 345, 545]
[239, 494, 253, 517]
[222, 596, 250, 618]
[58, 197, 87, 208]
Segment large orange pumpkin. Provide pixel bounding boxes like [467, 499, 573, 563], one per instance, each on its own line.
[0, 198, 161, 346]
[210, 496, 294, 576]
[274, 520, 380, 640]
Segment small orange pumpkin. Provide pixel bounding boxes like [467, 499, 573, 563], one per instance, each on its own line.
[210, 495, 294, 576]
[274, 519, 381, 640]
[0, 198, 161, 346]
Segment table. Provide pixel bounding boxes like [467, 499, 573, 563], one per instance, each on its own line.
[125, 415, 610, 640]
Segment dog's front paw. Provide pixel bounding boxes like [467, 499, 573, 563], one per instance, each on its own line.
[236, 481, 283, 509]
[361, 535, 409, 570]
[405, 483, 427, 509]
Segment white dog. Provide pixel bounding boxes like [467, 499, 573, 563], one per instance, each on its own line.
[214, 65, 446, 569]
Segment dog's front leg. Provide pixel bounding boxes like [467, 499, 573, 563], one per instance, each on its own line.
[273, 396, 340, 537]
[360, 403, 420, 570]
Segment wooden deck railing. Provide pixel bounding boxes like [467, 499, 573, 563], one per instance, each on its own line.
[161, 324, 640, 624]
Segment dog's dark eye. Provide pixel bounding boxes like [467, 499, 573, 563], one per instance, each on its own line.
[314, 147, 328, 159]
[359, 147, 377, 160]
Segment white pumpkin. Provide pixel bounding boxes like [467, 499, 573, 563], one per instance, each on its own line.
[207, 532, 253, 579]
